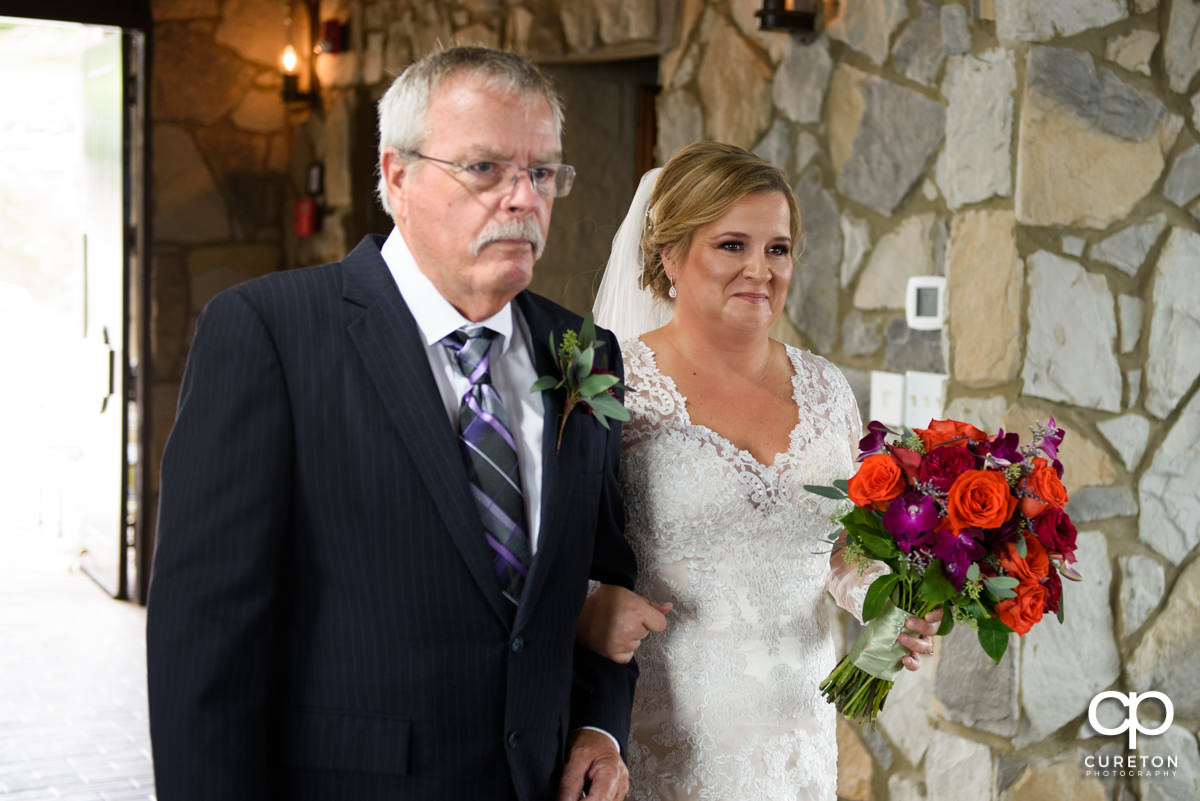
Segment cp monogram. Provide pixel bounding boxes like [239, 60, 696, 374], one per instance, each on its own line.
[1088, 690, 1174, 749]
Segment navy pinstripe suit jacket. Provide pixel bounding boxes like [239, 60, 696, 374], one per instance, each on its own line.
[146, 235, 637, 801]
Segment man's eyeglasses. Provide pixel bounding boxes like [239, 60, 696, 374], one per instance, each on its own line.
[404, 150, 576, 198]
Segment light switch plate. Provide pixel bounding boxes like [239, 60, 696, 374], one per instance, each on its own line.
[904, 371, 948, 429]
[869, 370, 905, 427]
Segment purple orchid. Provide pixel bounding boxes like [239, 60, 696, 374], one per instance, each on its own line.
[857, 420, 892, 461]
[881, 492, 939, 553]
[929, 526, 986, 591]
[979, 429, 1022, 466]
[1035, 416, 1065, 461]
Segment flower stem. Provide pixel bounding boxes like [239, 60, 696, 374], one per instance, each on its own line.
[556, 397, 576, 453]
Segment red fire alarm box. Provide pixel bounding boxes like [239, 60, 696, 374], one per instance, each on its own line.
[294, 197, 318, 237]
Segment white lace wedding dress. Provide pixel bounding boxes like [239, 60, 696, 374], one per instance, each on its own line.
[619, 338, 869, 801]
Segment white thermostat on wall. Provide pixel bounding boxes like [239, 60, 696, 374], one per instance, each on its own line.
[905, 276, 946, 331]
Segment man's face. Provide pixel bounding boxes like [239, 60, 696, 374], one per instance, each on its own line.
[383, 73, 560, 321]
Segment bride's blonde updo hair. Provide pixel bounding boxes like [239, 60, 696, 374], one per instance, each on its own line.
[640, 141, 803, 301]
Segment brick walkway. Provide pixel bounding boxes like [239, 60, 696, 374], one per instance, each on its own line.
[0, 524, 155, 800]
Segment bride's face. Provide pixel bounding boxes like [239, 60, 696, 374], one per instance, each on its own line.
[665, 190, 794, 336]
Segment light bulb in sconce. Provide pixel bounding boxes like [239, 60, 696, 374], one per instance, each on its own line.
[280, 0, 319, 106]
[282, 44, 298, 74]
[755, 0, 829, 40]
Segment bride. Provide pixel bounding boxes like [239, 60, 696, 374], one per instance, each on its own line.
[578, 142, 940, 800]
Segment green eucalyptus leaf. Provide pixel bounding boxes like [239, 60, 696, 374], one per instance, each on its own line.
[580, 312, 597, 347]
[530, 375, 558, 393]
[966, 563, 981, 582]
[936, 610, 955, 637]
[588, 392, 630, 422]
[578, 373, 621, 398]
[833, 478, 849, 493]
[590, 407, 612, 429]
[862, 574, 900, 622]
[983, 576, 1019, 600]
[571, 345, 595, 384]
[803, 484, 848, 500]
[1015, 535, 1028, 558]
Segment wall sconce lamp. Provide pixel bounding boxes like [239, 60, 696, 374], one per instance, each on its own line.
[756, 0, 831, 40]
[281, 0, 319, 106]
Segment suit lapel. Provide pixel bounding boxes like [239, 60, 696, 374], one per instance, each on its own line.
[342, 236, 514, 627]
[513, 292, 571, 626]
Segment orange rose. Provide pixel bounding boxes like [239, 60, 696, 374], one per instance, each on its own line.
[1020, 457, 1069, 518]
[847, 453, 907, 511]
[946, 469, 1018, 531]
[999, 534, 1050, 583]
[995, 581, 1047, 635]
[914, 419, 987, 452]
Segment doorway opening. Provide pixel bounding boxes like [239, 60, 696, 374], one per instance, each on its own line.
[533, 57, 659, 316]
[0, 16, 147, 601]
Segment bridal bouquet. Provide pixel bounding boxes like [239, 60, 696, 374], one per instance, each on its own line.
[806, 417, 1080, 725]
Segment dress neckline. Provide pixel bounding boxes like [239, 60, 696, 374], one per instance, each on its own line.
[630, 337, 806, 471]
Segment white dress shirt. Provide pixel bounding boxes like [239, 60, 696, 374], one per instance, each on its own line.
[381, 227, 620, 753]
[381, 227, 545, 550]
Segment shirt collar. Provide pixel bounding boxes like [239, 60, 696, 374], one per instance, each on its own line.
[380, 226, 514, 355]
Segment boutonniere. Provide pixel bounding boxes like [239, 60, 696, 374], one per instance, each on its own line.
[530, 312, 631, 453]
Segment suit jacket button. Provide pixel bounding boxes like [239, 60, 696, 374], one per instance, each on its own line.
[507, 731, 519, 748]
[511, 636, 525, 653]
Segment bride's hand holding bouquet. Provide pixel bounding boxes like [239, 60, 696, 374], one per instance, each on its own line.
[808, 417, 1080, 725]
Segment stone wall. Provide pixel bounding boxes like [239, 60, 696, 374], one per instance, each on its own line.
[145, 1, 1200, 798]
[146, 0, 664, 497]
[649, 2, 1199, 800]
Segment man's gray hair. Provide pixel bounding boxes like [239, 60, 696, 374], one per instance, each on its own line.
[376, 46, 565, 218]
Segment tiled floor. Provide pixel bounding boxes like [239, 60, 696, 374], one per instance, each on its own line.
[0, 524, 155, 800]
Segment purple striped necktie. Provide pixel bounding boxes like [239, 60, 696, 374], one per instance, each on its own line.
[441, 326, 531, 606]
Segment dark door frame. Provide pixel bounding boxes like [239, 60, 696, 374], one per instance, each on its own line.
[4, 0, 153, 603]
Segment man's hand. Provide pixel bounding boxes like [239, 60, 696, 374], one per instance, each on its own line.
[577, 584, 671, 664]
[558, 729, 629, 801]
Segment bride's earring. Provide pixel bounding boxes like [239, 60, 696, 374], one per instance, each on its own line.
[668, 280, 677, 299]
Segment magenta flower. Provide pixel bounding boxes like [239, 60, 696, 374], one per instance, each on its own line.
[881, 492, 939, 552]
[929, 526, 986, 590]
[857, 421, 892, 461]
[1035, 417, 1065, 461]
[979, 430, 1022, 466]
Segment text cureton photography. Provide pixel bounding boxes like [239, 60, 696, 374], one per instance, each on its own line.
[1082, 690, 1180, 779]
[1083, 753, 1178, 779]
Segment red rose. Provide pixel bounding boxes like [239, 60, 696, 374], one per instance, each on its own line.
[914, 419, 987, 451]
[918, 445, 977, 493]
[1032, 507, 1078, 559]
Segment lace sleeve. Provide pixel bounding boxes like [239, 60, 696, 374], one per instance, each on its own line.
[827, 537, 891, 624]
[819, 362, 891, 622]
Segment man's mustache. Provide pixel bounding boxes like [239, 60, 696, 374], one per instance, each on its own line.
[470, 218, 545, 260]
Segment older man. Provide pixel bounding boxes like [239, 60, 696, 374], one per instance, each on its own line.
[147, 46, 636, 801]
